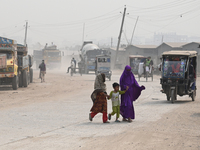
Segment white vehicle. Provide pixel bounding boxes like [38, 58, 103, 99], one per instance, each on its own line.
[138, 62, 153, 82]
[96, 55, 112, 81]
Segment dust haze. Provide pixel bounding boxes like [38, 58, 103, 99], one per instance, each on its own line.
[0, 1, 200, 150]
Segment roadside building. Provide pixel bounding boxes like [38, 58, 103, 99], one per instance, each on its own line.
[105, 42, 200, 71]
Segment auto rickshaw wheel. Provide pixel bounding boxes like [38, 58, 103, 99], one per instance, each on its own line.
[171, 89, 175, 104]
[192, 90, 196, 101]
[109, 76, 111, 81]
[146, 73, 148, 82]
[166, 94, 170, 101]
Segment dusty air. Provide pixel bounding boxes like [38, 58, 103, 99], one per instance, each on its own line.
[0, 1, 200, 150]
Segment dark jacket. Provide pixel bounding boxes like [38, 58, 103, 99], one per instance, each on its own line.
[39, 63, 46, 71]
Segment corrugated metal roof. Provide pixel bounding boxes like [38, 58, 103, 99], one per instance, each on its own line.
[134, 45, 157, 49]
[164, 42, 188, 48]
[109, 47, 125, 51]
[129, 55, 146, 58]
[162, 50, 197, 56]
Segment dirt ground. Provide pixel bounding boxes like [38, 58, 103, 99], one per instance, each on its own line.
[0, 70, 200, 150]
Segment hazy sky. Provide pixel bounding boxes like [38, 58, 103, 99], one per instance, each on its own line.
[0, 0, 200, 47]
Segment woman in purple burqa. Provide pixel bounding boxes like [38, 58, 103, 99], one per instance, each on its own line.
[120, 65, 145, 122]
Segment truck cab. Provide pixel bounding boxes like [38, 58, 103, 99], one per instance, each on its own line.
[0, 37, 18, 90]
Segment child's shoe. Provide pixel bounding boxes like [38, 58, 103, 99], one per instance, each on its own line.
[115, 119, 120, 122]
[108, 114, 111, 120]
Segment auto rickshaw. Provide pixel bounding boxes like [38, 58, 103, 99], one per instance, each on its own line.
[138, 57, 154, 82]
[129, 55, 146, 75]
[160, 51, 197, 103]
[96, 55, 112, 80]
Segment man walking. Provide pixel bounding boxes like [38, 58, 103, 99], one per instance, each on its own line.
[39, 60, 46, 83]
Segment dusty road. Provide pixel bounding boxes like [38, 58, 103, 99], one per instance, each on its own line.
[0, 70, 200, 150]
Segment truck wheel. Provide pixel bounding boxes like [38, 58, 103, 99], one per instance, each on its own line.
[23, 70, 28, 87]
[27, 72, 30, 85]
[192, 89, 196, 101]
[12, 75, 18, 90]
[30, 68, 33, 83]
[138, 74, 140, 81]
[19, 73, 23, 87]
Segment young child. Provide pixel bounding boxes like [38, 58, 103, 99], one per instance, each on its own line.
[108, 82, 129, 122]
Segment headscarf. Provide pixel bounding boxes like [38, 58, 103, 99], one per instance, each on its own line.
[91, 73, 106, 103]
[94, 73, 106, 92]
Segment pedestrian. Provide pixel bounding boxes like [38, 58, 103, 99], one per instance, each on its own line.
[120, 65, 145, 122]
[108, 82, 129, 122]
[67, 58, 75, 73]
[39, 60, 46, 83]
[89, 73, 110, 123]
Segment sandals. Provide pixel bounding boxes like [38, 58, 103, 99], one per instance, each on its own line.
[103, 121, 110, 123]
[89, 113, 93, 121]
[128, 119, 133, 123]
[108, 114, 111, 120]
[115, 120, 121, 122]
[122, 118, 128, 122]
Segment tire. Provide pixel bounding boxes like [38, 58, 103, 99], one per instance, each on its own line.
[109, 76, 111, 81]
[19, 73, 23, 87]
[146, 73, 148, 82]
[192, 90, 196, 101]
[12, 75, 18, 90]
[23, 70, 28, 87]
[27, 72, 30, 85]
[166, 94, 170, 101]
[70, 69, 73, 76]
[171, 89, 175, 104]
[30, 68, 33, 83]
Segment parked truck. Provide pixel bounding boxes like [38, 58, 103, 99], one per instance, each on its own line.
[0, 37, 33, 90]
[33, 44, 61, 69]
[17, 44, 33, 87]
[79, 41, 109, 74]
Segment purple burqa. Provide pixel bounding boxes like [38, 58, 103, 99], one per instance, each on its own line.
[120, 65, 145, 119]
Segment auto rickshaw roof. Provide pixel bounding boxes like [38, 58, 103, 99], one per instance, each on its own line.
[96, 54, 110, 57]
[129, 55, 146, 58]
[162, 51, 197, 56]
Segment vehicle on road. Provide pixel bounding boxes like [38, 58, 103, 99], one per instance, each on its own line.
[34, 44, 61, 69]
[79, 41, 108, 74]
[0, 37, 33, 90]
[138, 62, 153, 82]
[160, 51, 197, 103]
[96, 55, 112, 81]
[129, 55, 146, 75]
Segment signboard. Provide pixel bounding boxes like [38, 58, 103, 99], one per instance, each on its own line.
[0, 37, 14, 44]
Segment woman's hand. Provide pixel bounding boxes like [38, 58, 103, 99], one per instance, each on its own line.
[141, 85, 145, 90]
[126, 86, 129, 90]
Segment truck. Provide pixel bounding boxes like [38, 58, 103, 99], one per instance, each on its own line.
[17, 44, 33, 87]
[0, 37, 33, 90]
[79, 41, 109, 74]
[33, 44, 61, 69]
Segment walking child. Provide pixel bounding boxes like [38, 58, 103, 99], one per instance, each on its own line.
[108, 83, 129, 122]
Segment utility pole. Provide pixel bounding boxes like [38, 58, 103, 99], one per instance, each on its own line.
[82, 23, 85, 43]
[114, 6, 126, 67]
[111, 37, 113, 47]
[24, 21, 28, 47]
[130, 16, 139, 45]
